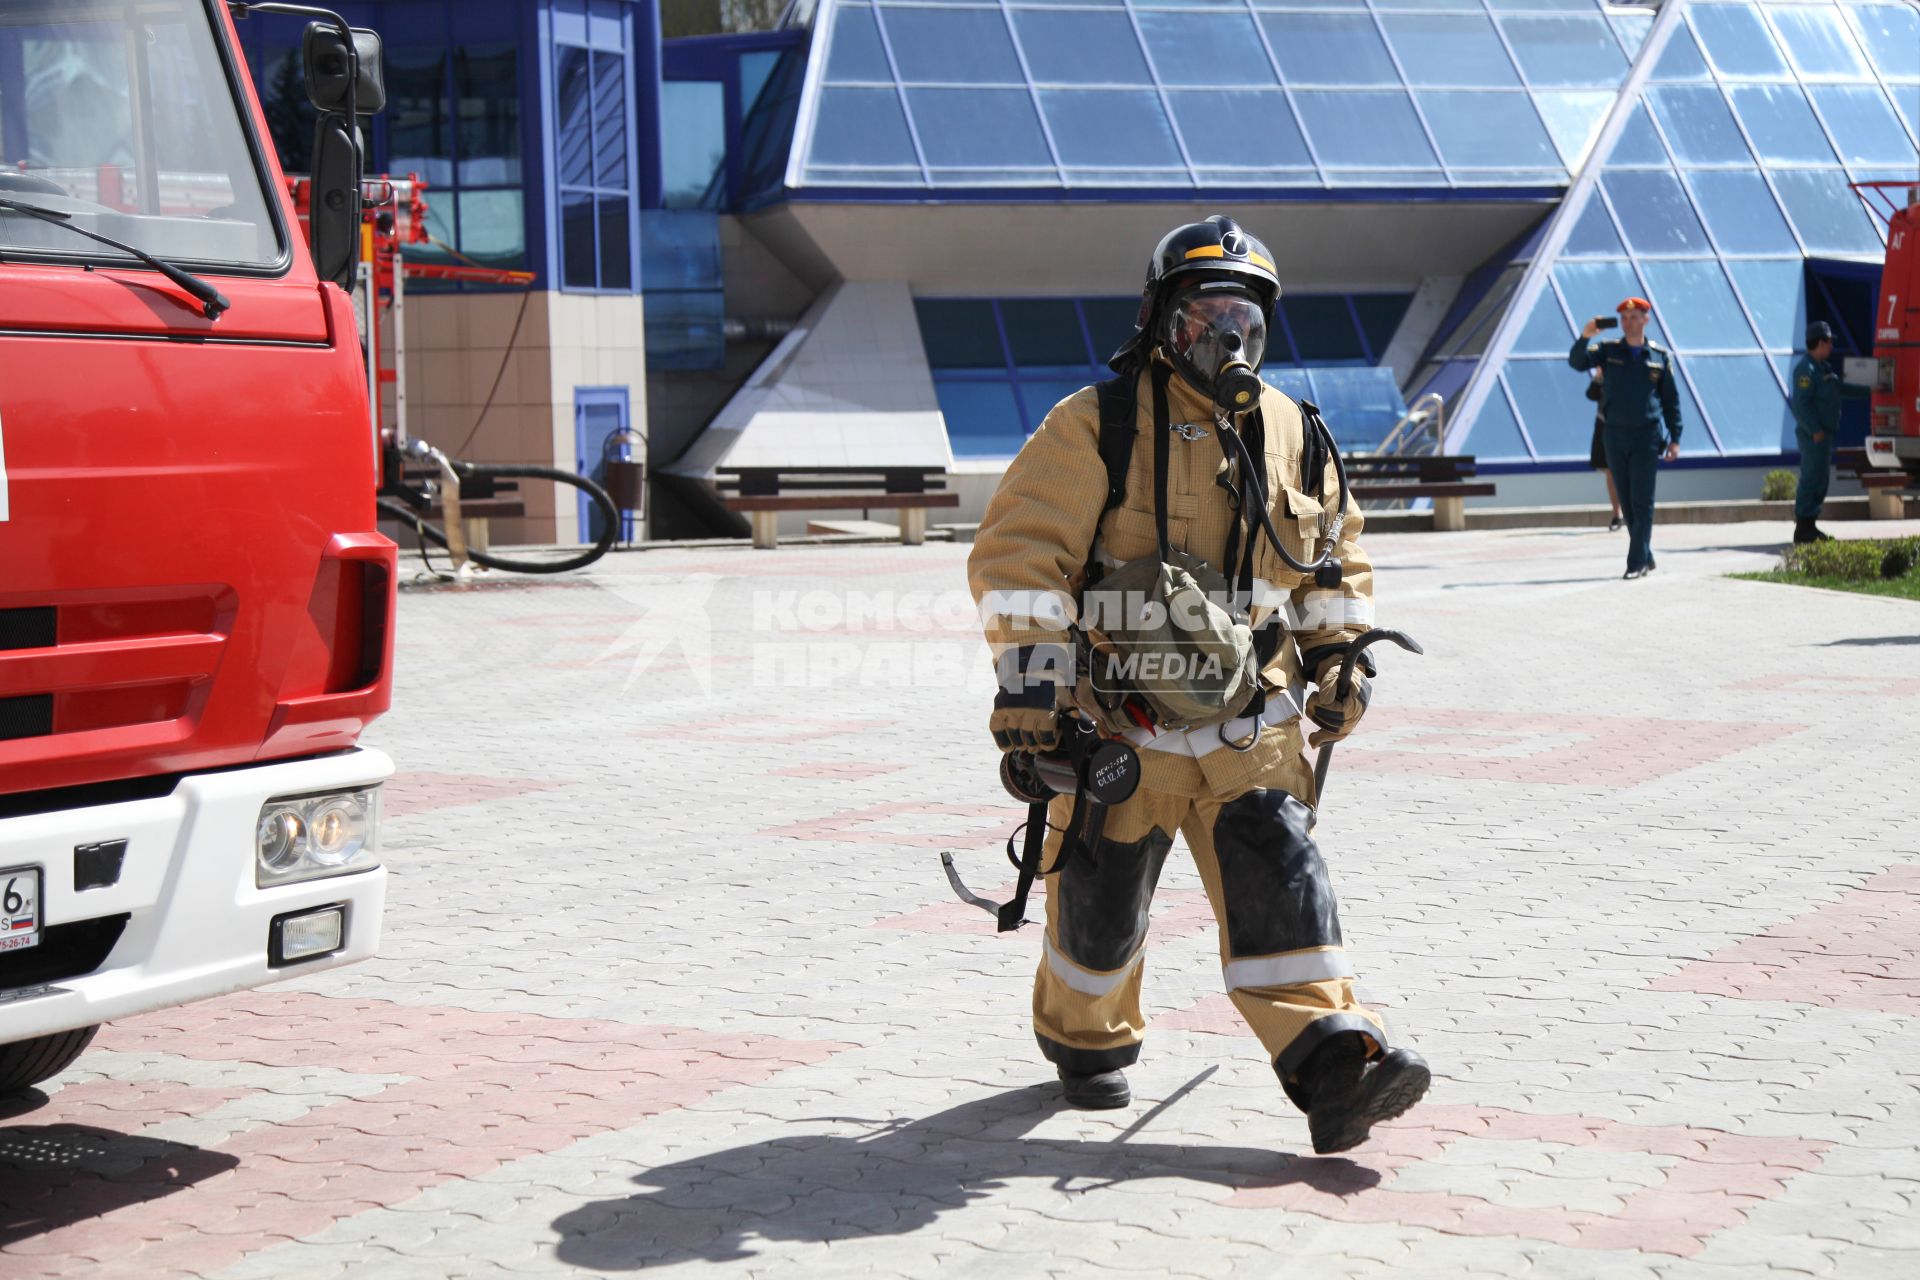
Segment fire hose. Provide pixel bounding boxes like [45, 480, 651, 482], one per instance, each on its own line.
[377, 439, 618, 576]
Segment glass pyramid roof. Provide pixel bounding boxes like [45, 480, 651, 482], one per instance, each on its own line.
[1448, 0, 1918, 461]
[788, 0, 1654, 192]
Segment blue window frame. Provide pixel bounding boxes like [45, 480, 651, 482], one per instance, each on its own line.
[554, 15, 636, 292]
[1294, 91, 1438, 169]
[1602, 170, 1712, 255]
[1729, 85, 1837, 166]
[1647, 86, 1751, 167]
[1844, 5, 1920, 83]
[1638, 259, 1757, 351]
[1807, 85, 1915, 165]
[1688, 4, 1791, 81]
[1417, 92, 1559, 170]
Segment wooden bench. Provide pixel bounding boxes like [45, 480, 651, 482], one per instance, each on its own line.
[717, 467, 960, 549]
[1344, 454, 1495, 532]
[1837, 447, 1912, 520]
[402, 470, 525, 552]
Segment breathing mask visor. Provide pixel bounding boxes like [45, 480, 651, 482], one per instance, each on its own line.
[1163, 284, 1267, 416]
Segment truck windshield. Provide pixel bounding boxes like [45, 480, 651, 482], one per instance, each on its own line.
[0, 0, 282, 270]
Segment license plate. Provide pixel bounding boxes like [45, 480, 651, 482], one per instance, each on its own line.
[0, 867, 41, 952]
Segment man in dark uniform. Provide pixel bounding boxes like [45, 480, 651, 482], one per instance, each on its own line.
[1570, 298, 1682, 579]
[1790, 321, 1842, 544]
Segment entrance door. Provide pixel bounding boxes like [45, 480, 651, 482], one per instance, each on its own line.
[573, 387, 631, 543]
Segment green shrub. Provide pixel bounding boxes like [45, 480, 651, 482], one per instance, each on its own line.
[1783, 538, 1888, 581]
[1762, 469, 1797, 501]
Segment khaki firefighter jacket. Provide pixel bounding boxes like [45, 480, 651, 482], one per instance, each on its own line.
[968, 359, 1375, 801]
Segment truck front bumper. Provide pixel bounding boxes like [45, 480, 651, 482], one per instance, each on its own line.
[0, 747, 392, 1043]
[1865, 435, 1920, 468]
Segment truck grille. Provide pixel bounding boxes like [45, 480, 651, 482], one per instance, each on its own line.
[0, 607, 55, 650]
[0, 914, 128, 991]
[0, 695, 53, 741]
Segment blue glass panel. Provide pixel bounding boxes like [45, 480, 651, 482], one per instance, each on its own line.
[591, 51, 627, 190]
[907, 88, 1053, 167]
[1137, 13, 1277, 87]
[1611, 14, 1652, 59]
[826, 5, 890, 81]
[1686, 170, 1798, 254]
[1846, 5, 1920, 82]
[1689, 5, 1790, 79]
[810, 87, 918, 167]
[1461, 381, 1531, 461]
[1727, 258, 1807, 350]
[1564, 196, 1626, 257]
[1768, 5, 1869, 81]
[881, 8, 1024, 84]
[1892, 84, 1920, 144]
[1555, 260, 1665, 344]
[1082, 298, 1140, 362]
[1500, 15, 1629, 88]
[660, 81, 724, 208]
[1608, 103, 1670, 167]
[1647, 86, 1750, 166]
[1503, 358, 1589, 458]
[1262, 367, 1314, 402]
[916, 298, 1004, 367]
[1730, 86, 1836, 166]
[1168, 91, 1310, 167]
[1294, 92, 1438, 168]
[1261, 14, 1399, 86]
[1512, 287, 1573, 356]
[1012, 11, 1151, 85]
[1808, 86, 1915, 166]
[1685, 355, 1792, 453]
[1602, 170, 1711, 255]
[1379, 15, 1520, 88]
[1352, 294, 1412, 359]
[1533, 91, 1614, 167]
[1638, 259, 1757, 350]
[555, 45, 593, 189]
[1040, 91, 1182, 167]
[1305, 367, 1407, 449]
[1019, 379, 1094, 431]
[1770, 169, 1884, 255]
[1652, 21, 1711, 82]
[643, 291, 725, 370]
[1417, 92, 1558, 169]
[1002, 299, 1092, 366]
[1282, 295, 1366, 361]
[937, 380, 1026, 459]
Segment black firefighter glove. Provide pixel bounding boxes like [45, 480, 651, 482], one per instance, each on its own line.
[990, 643, 1071, 753]
[1301, 642, 1376, 749]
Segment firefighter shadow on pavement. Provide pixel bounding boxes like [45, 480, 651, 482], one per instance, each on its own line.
[552, 1083, 1379, 1270]
[0, 1120, 240, 1244]
[1820, 634, 1920, 646]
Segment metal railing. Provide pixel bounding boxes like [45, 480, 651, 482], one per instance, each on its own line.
[1370, 393, 1446, 460]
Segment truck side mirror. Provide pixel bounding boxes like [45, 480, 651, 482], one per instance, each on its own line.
[302, 23, 385, 115]
[308, 114, 359, 290]
[301, 23, 383, 291]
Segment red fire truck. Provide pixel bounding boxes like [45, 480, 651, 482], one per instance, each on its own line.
[0, 1, 394, 1094]
[1860, 182, 1920, 483]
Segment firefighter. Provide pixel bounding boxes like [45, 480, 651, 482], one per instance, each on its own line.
[967, 215, 1429, 1156]
[1570, 298, 1682, 579]
[1790, 322, 1842, 544]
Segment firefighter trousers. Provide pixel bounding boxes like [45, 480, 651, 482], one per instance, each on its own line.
[1032, 751, 1386, 1109]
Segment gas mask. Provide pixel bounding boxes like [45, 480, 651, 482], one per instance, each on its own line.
[1163, 284, 1268, 417]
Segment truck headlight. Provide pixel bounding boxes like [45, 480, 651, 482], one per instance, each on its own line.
[255, 788, 380, 887]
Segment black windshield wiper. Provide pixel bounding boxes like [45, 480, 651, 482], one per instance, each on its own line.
[0, 196, 231, 320]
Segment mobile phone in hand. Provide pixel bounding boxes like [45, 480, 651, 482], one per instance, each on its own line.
[1594, 316, 1619, 330]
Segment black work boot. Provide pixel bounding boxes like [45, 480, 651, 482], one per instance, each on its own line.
[1058, 1067, 1130, 1110]
[1793, 519, 1818, 544]
[1299, 1033, 1430, 1155]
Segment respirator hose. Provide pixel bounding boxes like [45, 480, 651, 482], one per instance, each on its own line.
[1219, 408, 1351, 577]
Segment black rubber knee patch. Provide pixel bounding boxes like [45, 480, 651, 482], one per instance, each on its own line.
[1054, 826, 1173, 972]
[1211, 789, 1342, 957]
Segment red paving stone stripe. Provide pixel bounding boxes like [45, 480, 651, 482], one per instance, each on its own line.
[1338, 708, 1804, 788]
[1, 993, 850, 1277]
[1731, 673, 1920, 699]
[12, 1081, 250, 1134]
[1651, 863, 1920, 1016]
[382, 773, 572, 818]
[770, 761, 908, 782]
[1228, 1103, 1830, 1257]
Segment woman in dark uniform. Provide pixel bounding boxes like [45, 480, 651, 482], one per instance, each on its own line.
[1587, 371, 1623, 532]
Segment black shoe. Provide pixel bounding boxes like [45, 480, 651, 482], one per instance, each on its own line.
[1645, 556, 1656, 573]
[1812, 526, 1833, 542]
[1624, 566, 1647, 580]
[1058, 1067, 1130, 1110]
[1793, 519, 1818, 545]
[1608, 516, 1624, 532]
[1303, 1039, 1431, 1156]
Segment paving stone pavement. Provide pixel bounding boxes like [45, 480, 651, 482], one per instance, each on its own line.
[4, 517, 1918, 1278]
